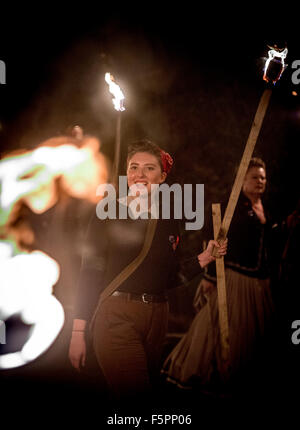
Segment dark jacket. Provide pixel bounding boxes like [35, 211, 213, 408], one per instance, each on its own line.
[205, 193, 274, 282]
[74, 200, 202, 321]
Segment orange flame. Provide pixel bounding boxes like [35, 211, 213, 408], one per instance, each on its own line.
[0, 135, 109, 226]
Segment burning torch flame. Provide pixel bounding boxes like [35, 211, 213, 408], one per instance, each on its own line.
[105, 72, 125, 112]
[263, 46, 288, 84]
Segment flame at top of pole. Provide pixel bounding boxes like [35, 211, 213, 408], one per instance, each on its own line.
[263, 45, 288, 85]
[105, 72, 125, 112]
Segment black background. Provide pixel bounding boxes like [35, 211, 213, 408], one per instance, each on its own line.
[0, 7, 299, 217]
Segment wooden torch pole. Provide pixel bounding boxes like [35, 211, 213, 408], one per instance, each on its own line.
[212, 203, 230, 379]
[213, 88, 272, 255]
[112, 112, 121, 188]
[211, 88, 272, 378]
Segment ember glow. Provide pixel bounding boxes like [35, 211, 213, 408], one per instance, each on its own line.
[263, 46, 288, 84]
[105, 72, 125, 112]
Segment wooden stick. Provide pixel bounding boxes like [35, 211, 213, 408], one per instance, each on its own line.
[212, 203, 230, 378]
[213, 88, 272, 254]
[112, 112, 121, 187]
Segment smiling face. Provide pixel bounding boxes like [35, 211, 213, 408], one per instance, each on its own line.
[243, 166, 267, 197]
[127, 152, 167, 194]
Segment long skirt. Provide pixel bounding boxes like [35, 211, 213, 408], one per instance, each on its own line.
[162, 268, 275, 389]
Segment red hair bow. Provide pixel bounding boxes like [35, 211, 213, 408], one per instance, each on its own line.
[160, 150, 173, 174]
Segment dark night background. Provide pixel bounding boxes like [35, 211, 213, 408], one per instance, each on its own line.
[0, 8, 299, 217]
[0, 5, 299, 426]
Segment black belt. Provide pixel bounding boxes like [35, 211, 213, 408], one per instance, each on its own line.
[112, 291, 168, 303]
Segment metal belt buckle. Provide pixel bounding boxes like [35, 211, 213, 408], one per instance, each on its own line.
[142, 293, 150, 304]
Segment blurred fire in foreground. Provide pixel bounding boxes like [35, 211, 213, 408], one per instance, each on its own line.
[0, 133, 109, 368]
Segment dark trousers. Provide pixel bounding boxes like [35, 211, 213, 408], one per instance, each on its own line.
[92, 295, 169, 400]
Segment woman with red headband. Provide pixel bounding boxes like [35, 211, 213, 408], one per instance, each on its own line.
[68, 139, 227, 401]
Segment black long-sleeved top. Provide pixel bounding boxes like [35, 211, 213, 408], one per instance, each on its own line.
[74, 200, 203, 321]
[204, 193, 273, 282]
